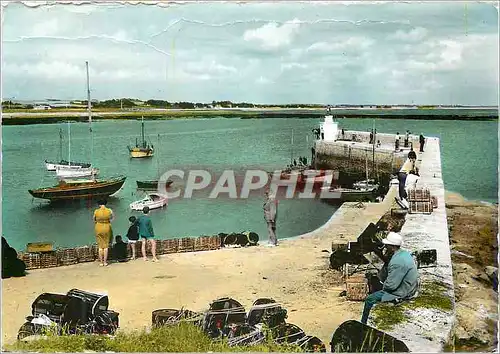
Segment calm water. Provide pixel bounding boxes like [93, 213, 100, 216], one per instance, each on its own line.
[2, 117, 498, 250]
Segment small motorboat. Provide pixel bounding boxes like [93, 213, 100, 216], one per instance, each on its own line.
[130, 192, 168, 211]
[136, 180, 173, 190]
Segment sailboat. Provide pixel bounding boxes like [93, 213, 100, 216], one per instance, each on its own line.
[136, 134, 172, 189]
[29, 61, 126, 202]
[45, 128, 91, 171]
[128, 117, 154, 158]
[55, 122, 99, 179]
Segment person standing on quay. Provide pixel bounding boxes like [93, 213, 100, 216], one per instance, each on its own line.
[93, 199, 114, 266]
[263, 189, 278, 247]
[419, 134, 425, 152]
[138, 206, 158, 261]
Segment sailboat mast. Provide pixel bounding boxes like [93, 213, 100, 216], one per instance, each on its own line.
[141, 117, 145, 148]
[59, 128, 63, 162]
[157, 133, 160, 177]
[68, 122, 71, 167]
[86, 61, 94, 170]
[290, 129, 294, 165]
[86, 61, 92, 129]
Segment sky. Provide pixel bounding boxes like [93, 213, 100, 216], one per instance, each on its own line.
[1, 1, 499, 105]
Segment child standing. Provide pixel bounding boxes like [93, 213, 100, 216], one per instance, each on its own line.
[113, 235, 129, 262]
[126, 216, 139, 260]
[138, 206, 158, 262]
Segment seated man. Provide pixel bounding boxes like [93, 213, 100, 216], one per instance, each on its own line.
[112, 235, 129, 263]
[361, 232, 419, 324]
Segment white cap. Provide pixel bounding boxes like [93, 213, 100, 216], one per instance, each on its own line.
[382, 232, 403, 246]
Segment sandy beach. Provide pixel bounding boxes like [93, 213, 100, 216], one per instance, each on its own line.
[1, 228, 362, 348]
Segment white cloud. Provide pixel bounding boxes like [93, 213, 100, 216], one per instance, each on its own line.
[256, 76, 272, 84]
[243, 19, 301, 49]
[389, 27, 428, 42]
[281, 62, 308, 71]
[306, 37, 374, 53]
[31, 18, 60, 36]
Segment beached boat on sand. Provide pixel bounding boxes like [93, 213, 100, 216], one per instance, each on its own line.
[28, 176, 127, 201]
[130, 192, 168, 211]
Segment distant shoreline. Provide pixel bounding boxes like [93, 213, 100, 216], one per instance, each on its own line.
[1, 108, 498, 125]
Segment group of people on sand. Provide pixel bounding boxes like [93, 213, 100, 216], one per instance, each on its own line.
[93, 200, 158, 266]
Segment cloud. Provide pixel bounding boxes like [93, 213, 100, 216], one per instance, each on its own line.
[243, 18, 301, 49]
[30, 18, 60, 36]
[388, 27, 428, 41]
[306, 37, 374, 53]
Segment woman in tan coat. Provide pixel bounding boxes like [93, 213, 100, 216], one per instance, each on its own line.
[93, 199, 114, 266]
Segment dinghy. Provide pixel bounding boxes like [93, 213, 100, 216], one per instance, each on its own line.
[130, 192, 168, 211]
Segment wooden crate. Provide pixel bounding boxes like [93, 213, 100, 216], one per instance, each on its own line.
[194, 236, 212, 252]
[22, 253, 41, 270]
[178, 238, 194, 252]
[345, 278, 368, 301]
[409, 201, 433, 214]
[431, 195, 438, 209]
[91, 243, 99, 260]
[407, 188, 431, 202]
[75, 246, 95, 262]
[57, 248, 78, 266]
[40, 251, 58, 268]
[26, 242, 53, 253]
[208, 235, 221, 250]
[161, 239, 178, 254]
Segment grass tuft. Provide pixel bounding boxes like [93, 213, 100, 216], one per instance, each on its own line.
[8, 322, 304, 353]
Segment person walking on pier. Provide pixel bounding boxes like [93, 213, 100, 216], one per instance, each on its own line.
[93, 199, 114, 267]
[361, 232, 419, 324]
[138, 206, 158, 261]
[395, 132, 401, 151]
[419, 134, 425, 152]
[263, 189, 278, 247]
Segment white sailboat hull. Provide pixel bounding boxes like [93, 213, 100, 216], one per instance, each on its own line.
[130, 193, 168, 211]
[56, 167, 99, 179]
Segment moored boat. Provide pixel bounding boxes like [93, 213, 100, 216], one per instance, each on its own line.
[136, 180, 173, 190]
[56, 167, 99, 179]
[130, 192, 168, 211]
[45, 160, 91, 171]
[28, 176, 126, 201]
[128, 117, 154, 158]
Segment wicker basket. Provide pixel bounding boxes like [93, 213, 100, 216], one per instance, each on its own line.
[409, 201, 433, 214]
[208, 235, 221, 250]
[75, 246, 95, 262]
[178, 238, 194, 252]
[194, 236, 212, 252]
[407, 188, 431, 202]
[162, 239, 178, 254]
[56, 248, 78, 266]
[345, 276, 368, 301]
[40, 251, 58, 268]
[91, 243, 99, 260]
[22, 253, 41, 270]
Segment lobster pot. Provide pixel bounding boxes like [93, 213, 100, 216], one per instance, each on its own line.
[208, 235, 221, 250]
[407, 188, 431, 202]
[66, 289, 109, 317]
[194, 236, 212, 252]
[57, 248, 78, 266]
[178, 238, 194, 252]
[163, 239, 178, 254]
[31, 293, 71, 322]
[409, 201, 433, 214]
[17, 251, 24, 261]
[22, 253, 41, 270]
[345, 276, 368, 301]
[91, 244, 99, 260]
[75, 246, 95, 262]
[152, 308, 203, 328]
[40, 252, 58, 268]
[155, 239, 166, 255]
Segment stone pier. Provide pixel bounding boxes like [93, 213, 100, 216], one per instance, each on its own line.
[306, 132, 455, 352]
